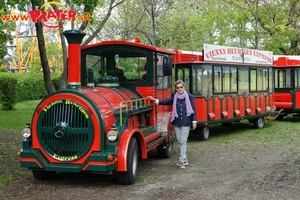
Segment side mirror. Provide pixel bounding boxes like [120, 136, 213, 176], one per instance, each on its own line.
[163, 56, 172, 76]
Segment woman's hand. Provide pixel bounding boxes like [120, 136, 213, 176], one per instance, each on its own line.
[192, 123, 197, 130]
[148, 96, 155, 101]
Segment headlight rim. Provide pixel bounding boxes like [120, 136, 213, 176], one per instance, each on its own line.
[22, 127, 31, 139]
[107, 130, 119, 142]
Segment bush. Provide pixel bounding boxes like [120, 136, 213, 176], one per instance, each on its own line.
[0, 68, 8, 72]
[0, 74, 18, 110]
[0, 72, 61, 108]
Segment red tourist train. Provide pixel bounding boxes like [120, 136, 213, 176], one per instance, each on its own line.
[273, 56, 300, 119]
[20, 30, 276, 184]
[20, 30, 176, 185]
[172, 44, 275, 140]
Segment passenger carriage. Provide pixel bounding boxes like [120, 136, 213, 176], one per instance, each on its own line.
[273, 56, 300, 120]
[172, 44, 275, 140]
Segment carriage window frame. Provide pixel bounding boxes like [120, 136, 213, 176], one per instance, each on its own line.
[275, 68, 293, 89]
[176, 65, 190, 92]
[213, 65, 238, 94]
[191, 64, 213, 97]
[250, 67, 270, 92]
[156, 52, 172, 89]
[295, 68, 300, 88]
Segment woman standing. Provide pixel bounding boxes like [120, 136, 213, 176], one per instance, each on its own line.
[148, 80, 197, 169]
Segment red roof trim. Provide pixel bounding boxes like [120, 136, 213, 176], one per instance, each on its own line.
[81, 40, 175, 54]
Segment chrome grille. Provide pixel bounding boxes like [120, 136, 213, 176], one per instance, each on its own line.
[38, 101, 93, 160]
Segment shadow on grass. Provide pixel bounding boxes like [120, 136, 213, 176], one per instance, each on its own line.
[188, 118, 277, 142]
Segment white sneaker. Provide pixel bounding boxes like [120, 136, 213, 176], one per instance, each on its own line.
[176, 162, 185, 169]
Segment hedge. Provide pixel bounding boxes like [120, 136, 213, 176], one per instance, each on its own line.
[0, 72, 60, 110]
[0, 73, 18, 110]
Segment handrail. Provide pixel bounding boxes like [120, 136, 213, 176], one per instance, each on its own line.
[119, 98, 152, 126]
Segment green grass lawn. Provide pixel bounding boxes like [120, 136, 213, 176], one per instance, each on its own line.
[0, 100, 41, 132]
[198, 116, 300, 157]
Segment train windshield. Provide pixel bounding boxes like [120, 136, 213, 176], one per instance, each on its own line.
[85, 48, 147, 83]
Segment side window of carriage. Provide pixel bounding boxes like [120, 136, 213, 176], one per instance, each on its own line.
[238, 66, 249, 95]
[213, 65, 237, 94]
[275, 68, 285, 89]
[275, 68, 293, 89]
[192, 66, 203, 95]
[192, 65, 212, 96]
[251, 67, 269, 92]
[295, 68, 300, 88]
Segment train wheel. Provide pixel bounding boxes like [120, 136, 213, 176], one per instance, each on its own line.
[118, 137, 138, 185]
[254, 117, 265, 129]
[32, 170, 56, 180]
[156, 141, 174, 158]
[197, 126, 209, 141]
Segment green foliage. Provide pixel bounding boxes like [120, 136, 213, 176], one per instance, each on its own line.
[51, 74, 60, 89]
[72, 0, 103, 14]
[0, 0, 31, 59]
[14, 73, 45, 101]
[0, 72, 60, 110]
[0, 12, 14, 59]
[104, 0, 300, 54]
[14, 73, 60, 102]
[0, 73, 18, 110]
[0, 68, 8, 72]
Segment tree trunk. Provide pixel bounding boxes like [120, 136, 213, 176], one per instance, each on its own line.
[34, 18, 55, 94]
[31, 0, 55, 94]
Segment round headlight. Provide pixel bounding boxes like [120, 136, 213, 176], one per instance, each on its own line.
[22, 128, 31, 139]
[107, 130, 118, 141]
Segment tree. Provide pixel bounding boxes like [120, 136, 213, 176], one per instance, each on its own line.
[30, 0, 55, 93]
[29, 0, 125, 93]
[0, 1, 30, 66]
[102, 0, 172, 45]
[155, 0, 300, 55]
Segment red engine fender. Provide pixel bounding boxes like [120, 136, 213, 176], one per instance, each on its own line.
[117, 128, 147, 172]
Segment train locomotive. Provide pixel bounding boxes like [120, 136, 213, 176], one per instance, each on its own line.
[20, 30, 176, 185]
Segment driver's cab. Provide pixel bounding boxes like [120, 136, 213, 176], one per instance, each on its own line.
[81, 41, 174, 127]
[80, 42, 173, 91]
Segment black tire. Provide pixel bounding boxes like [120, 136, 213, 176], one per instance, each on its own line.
[254, 117, 265, 129]
[118, 137, 138, 185]
[156, 141, 174, 158]
[32, 170, 56, 180]
[197, 126, 209, 141]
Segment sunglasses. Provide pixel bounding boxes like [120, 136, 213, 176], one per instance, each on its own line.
[176, 86, 184, 89]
